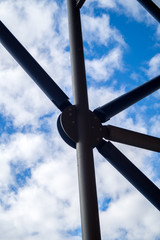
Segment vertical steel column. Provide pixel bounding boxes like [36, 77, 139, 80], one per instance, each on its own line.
[67, 1, 101, 240]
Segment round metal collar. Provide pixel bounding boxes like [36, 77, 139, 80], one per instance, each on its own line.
[57, 105, 103, 149]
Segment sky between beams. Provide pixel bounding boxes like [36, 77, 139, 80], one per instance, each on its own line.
[0, 0, 160, 240]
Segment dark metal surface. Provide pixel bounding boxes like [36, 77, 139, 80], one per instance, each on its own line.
[1, 1, 160, 238]
[97, 140, 160, 211]
[67, 0, 101, 239]
[94, 75, 160, 122]
[58, 106, 103, 149]
[0, 21, 71, 111]
[57, 105, 77, 149]
[75, 0, 86, 8]
[103, 125, 160, 152]
[137, 0, 160, 23]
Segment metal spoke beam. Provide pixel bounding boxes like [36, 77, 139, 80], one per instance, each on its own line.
[97, 140, 160, 211]
[103, 125, 160, 152]
[93, 75, 160, 122]
[137, 0, 160, 23]
[0, 21, 71, 111]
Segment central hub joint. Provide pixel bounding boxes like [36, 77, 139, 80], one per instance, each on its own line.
[57, 105, 103, 148]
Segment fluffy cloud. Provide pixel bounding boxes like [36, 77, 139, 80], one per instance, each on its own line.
[100, 190, 160, 240]
[0, 0, 160, 240]
[85, 0, 147, 22]
[82, 14, 125, 47]
[82, 13, 125, 82]
[86, 47, 123, 81]
[146, 53, 160, 78]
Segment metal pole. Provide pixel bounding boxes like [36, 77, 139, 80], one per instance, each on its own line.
[67, 1, 101, 239]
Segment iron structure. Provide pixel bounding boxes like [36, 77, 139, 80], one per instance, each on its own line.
[0, 0, 160, 239]
[137, 0, 160, 23]
[75, 0, 86, 8]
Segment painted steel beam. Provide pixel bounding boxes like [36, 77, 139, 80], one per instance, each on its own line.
[0, 21, 71, 111]
[97, 140, 160, 211]
[137, 0, 160, 23]
[94, 75, 160, 122]
[103, 125, 160, 152]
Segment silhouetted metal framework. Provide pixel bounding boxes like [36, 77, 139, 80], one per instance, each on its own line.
[0, 0, 160, 240]
[75, 0, 86, 8]
[137, 0, 160, 23]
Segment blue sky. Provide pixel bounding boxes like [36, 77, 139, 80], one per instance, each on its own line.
[0, 0, 160, 239]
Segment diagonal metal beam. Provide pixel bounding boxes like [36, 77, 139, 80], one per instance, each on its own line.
[97, 140, 160, 211]
[75, 0, 86, 8]
[0, 21, 71, 111]
[93, 75, 160, 122]
[137, 0, 160, 23]
[103, 125, 160, 152]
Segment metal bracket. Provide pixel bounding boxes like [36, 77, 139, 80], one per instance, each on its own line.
[57, 105, 103, 149]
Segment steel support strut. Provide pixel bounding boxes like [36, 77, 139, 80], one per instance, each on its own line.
[97, 140, 160, 210]
[67, 1, 101, 239]
[94, 75, 160, 122]
[137, 0, 160, 23]
[0, 21, 71, 111]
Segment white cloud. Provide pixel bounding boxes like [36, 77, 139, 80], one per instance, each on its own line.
[0, 66, 54, 127]
[86, 47, 123, 81]
[156, 24, 160, 38]
[82, 13, 126, 83]
[100, 191, 160, 240]
[82, 14, 125, 47]
[85, 0, 157, 25]
[150, 115, 160, 136]
[0, 129, 80, 239]
[0, 0, 160, 240]
[0, 0, 58, 46]
[85, 0, 146, 21]
[0, 0, 72, 127]
[146, 53, 160, 78]
[85, 0, 116, 8]
[116, 0, 145, 21]
[88, 85, 125, 110]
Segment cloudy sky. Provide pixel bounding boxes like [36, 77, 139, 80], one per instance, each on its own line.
[0, 0, 160, 239]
